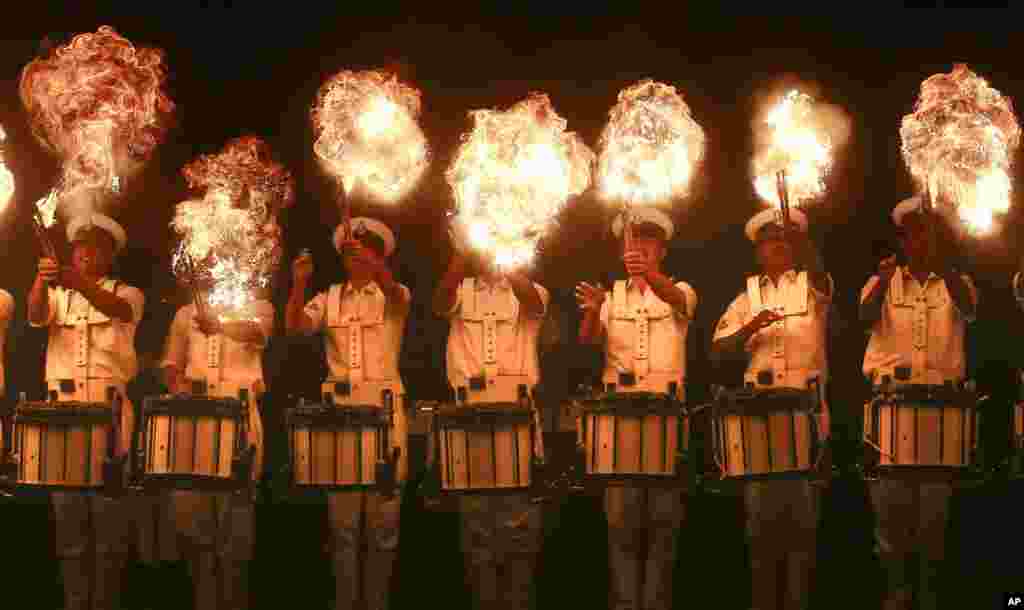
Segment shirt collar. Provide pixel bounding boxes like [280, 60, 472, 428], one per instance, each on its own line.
[900, 266, 939, 282]
[345, 281, 381, 296]
[476, 275, 509, 290]
[760, 269, 798, 286]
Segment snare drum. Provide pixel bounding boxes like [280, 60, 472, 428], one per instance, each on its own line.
[141, 395, 247, 488]
[712, 388, 820, 478]
[13, 401, 113, 488]
[434, 403, 534, 491]
[286, 401, 392, 489]
[578, 392, 688, 479]
[863, 385, 979, 468]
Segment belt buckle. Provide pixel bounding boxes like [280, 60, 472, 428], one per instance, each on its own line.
[59, 379, 76, 394]
[334, 382, 351, 396]
[757, 370, 774, 386]
[469, 376, 486, 391]
[895, 366, 912, 381]
[619, 373, 636, 387]
[191, 381, 208, 396]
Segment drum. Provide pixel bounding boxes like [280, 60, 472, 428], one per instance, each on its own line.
[141, 395, 247, 488]
[13, 401, 113, 488]
[434, 403, 534, 492]
[286, 401, 392, 489]
[578, 392, 688, 479]
[863, 385, 979, 468]
[712, 388, 819, 479]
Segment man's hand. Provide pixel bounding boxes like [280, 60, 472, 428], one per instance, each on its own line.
[743, 309, 782, 335]
[575, 282, 606, 312]
[37, 257, 59, 283]
[878, 254, 898, 282]
[194, 312, 222, 336]
[623, 249, 649, 277]
[292, 252, 313, 286]
[59, 266, 90, 293]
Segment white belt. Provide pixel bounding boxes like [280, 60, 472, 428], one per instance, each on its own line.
[323, 378, 400, 408]
[456, 374, 531, 404]
[47, 378, 121, 403]
[744, 368, 821, 390]
[871, 366, 959, 388]
[601, 371, 684, 400]
[187, 378, 254, 402]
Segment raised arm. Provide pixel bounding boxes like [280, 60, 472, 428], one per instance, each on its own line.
[432, 252, 467, 317]
[859, 256, 897, 326]
[285, 253, 316, 335]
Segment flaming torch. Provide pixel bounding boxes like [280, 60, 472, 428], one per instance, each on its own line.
[0, 127, 14, 214]
[446, 92, 594, 271]
[19, 26, 174, 219]
[900, 64, 1021, 235]
[597, 80, 705, 250]
[752, 88, 849, 229]
[311, 69, 429, 242]
[171, 137, 295, 323]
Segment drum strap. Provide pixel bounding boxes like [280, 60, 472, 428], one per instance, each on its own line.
[328, 283, 386, 385]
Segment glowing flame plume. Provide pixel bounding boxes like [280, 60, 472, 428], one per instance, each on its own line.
[171, 137, 294, 321]
[311, 69, 429, 203]
[752, 89, 849, 210]
[900, 63, 1021, 235]
[597, 80, 705, 210]
[0, 127, 15, 212]
[446, 92, 594, 271]
[19, 26, 174, 218]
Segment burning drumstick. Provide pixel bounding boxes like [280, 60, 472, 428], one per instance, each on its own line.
[447, 92, 594, 272]
[753, 88, 849, 234]
[597, 80, 706, 260]
[900, 64, 1021, 236]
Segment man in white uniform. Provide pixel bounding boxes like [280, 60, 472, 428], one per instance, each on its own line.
[711, 208, 832, 610]
[161, 296, 271, 610]
[575, 207, 697, 610]
[286, 217, 409, 610]
[432, 243, 548, 610]
[28, 213, 142, 610]
[860, 196, 977, 610]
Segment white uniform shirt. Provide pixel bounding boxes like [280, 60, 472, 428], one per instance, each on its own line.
[442, 276, 550, 388]
[303, 281, 410, 392]
[598, 278, 697, 382]
[860, 266, 977, 385]
[29, 278, 144, 384]
[0, 289, 13, 394]
[713, 271, 833, 389]
[161, 301, 274, 388]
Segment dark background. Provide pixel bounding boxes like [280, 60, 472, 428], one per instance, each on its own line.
[0, 5, 1021, 608]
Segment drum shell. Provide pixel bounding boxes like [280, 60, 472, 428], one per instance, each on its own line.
[13, 402, 112, 488]
[579, 393, 688, 479]
[434, 403, 533, 492]
[287, 404, 391, 490]
[712, 389, 818, 479]
[142, 396, 246, 485]
[864, 390, 979, 468]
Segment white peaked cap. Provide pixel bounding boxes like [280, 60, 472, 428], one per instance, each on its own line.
[611, 207, 674, 240]
[66, 213, 127, 252]
[744, 207, 808, 242]
[892, 195, 927, 226]
[333, 216, 396, 256]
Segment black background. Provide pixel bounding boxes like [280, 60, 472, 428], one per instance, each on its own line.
[0, 5, 1021, 608]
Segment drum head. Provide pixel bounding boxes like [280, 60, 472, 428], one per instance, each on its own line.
[286, 403, 387, 427]
[434, 402, 532, 426]
[716, 388, 813, 416]
[581, 392, 683, 414]
[143, 395, 245, 418]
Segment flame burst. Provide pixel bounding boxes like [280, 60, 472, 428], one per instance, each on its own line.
[311, 69, 429, 202]
[752, 89, 848, 208]
[597, 80, 705, 208]
[900, 64, 1021, 234]
[446, 92, 594, 270]
[171, 137, 294, 320]
[0, 127, 14, 212]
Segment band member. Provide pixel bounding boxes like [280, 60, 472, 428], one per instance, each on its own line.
[285, 217, 409, 610]
[161, 295, 271, 610]
[431, 244, 549, 610]
[28, 213, 142, 610]
[575, 207, 697, 610]
[859, 196, 977, 610]
[710, 208, 832, 610]
[0, 287, 12, 459]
